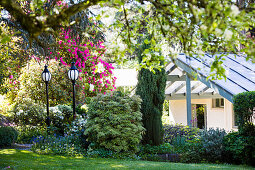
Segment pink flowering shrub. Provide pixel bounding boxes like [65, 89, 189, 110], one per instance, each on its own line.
[53, 28, 116, 97]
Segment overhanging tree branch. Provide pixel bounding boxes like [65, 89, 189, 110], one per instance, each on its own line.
[0, 0, 100, 42]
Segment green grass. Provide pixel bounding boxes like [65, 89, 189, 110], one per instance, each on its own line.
[0, 149, 253, 170]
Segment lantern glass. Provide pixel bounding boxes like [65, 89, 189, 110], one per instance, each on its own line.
[42, 65, 51, 82]
[68, 62, 79, 81]
[68, 69, 79, 81]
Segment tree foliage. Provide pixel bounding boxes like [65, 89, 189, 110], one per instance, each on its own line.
[135, 40, 166, 145]
[1, 0, 255, 79]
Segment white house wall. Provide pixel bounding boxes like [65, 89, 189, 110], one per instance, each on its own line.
[169, 98, 235, 131]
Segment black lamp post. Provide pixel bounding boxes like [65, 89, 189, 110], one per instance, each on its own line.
[68, 62, 79, 119]
[41, 65, 51, 127]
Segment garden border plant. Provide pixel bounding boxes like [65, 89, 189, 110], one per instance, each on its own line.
[85, 92, 145, 157]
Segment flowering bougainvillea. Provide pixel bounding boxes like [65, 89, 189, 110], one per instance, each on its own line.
[53, 28, 117, 97]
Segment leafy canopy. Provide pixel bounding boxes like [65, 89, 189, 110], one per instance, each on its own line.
[0, 0, 255, 79]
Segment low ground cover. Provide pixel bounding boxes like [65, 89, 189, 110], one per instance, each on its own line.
[0, 149, 253, 170]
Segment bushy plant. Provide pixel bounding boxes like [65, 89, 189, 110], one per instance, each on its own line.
[15, 125, 46, 144]
[233, 91, 255, 128]
[0, 114, 11, 126]
[232, 91, 255, 166]
[223, 131, 245, 164]
[163, 124, 199, 144]
[31, 134, 84, 156]
[199, 128, 226, 163]
[179, 128, 226, 163]
[139, 143, 174, 155]
[0, 126, 18, 147]
[6, 59, 75, 106]
[75, 103, 88, 116]
[223, 124, 255, 166]
[87, 147, 138, 160]
[49, 105, 73, 135]
[9, 99, 46, 126]
[85, 92, 145, 154]
[65, 115, 89, 149]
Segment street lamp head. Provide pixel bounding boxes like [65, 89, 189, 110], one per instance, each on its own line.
[41, 65, 51, 82]
[68, 62, 79, 82]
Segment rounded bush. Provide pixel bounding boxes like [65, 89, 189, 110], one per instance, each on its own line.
[0, 126, 18, 147]
[85, 92, 145, 154]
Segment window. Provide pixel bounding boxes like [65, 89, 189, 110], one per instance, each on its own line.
[212, 98, 224, 108]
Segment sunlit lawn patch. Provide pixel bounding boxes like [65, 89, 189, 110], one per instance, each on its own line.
[0, 149, 253, 170]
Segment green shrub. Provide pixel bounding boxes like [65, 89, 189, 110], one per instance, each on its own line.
[139, 143, 174, 155]
[233, 91, 255, 128]
[16, 125, 46, 144]
[199, 128, 226, 163]
[223, 124, 255, 166]
[10, 102, 73, 134]
[223, 131, 245, 164]
[87, 147, 138, 160]
[7, 59, 74, 106]
[163, 124, 199, 144]
[31, 134, 84, 156]
[180, 141, 203, 163]
[85, 92, 145, 154]
[65, 115, 89, 149]
[233, 91, 255, 166]
[179, 128, 226, 163]
[0, 126, 18, 147]
[49, 105, 73, 135]
[9, 99, 46, 126]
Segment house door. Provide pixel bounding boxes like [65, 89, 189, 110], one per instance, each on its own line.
[191, 104, 207, 129]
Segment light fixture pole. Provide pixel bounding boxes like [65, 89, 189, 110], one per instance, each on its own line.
[68, 62, 79, 119]
[41, 65, 51, 127]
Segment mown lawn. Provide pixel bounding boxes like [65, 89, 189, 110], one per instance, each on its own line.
[0, 149, 253, 170]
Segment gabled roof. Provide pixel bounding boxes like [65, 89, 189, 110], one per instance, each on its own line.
[165, 53, 255, 103]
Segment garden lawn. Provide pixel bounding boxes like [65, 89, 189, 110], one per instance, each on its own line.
[0, 149, 253, 170]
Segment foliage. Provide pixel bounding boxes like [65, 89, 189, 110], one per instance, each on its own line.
[0, 126, 18, 147]
[0, 21, 29, 92]
[136, 50, 166, 145]
[180, 141, 203, 163]
[223, 131, 246, 165]
[9, 101, 74, 135]
[109, 1, 255, 79]
[173, 128, 226, 163]
[232, 91, 255, 166]
[85, 92, 145, 154]
[199, 128, 226, 163]
[54, 28, 117, 97]
[87, 148, 138, 160]
[6, 59, 74, 106]
[163, 124, 199, 144]
[31, 134, 84, 156]
[49, 104, 73, 135]
[223, 125, 255, 166]
[32, 114, 88, 156]
[15, 125, 46, 144]
[1, 0, 255, 81]
[0, 113, 11, 126]
[233, 91, 255, 128]
[139, 143, 174, 155]
[65, 115, 89, 149]
[9, 99, 46, 126]
[75, 103, 89, 116]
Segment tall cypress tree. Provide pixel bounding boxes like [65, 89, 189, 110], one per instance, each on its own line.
[135, 44, 166, 146]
